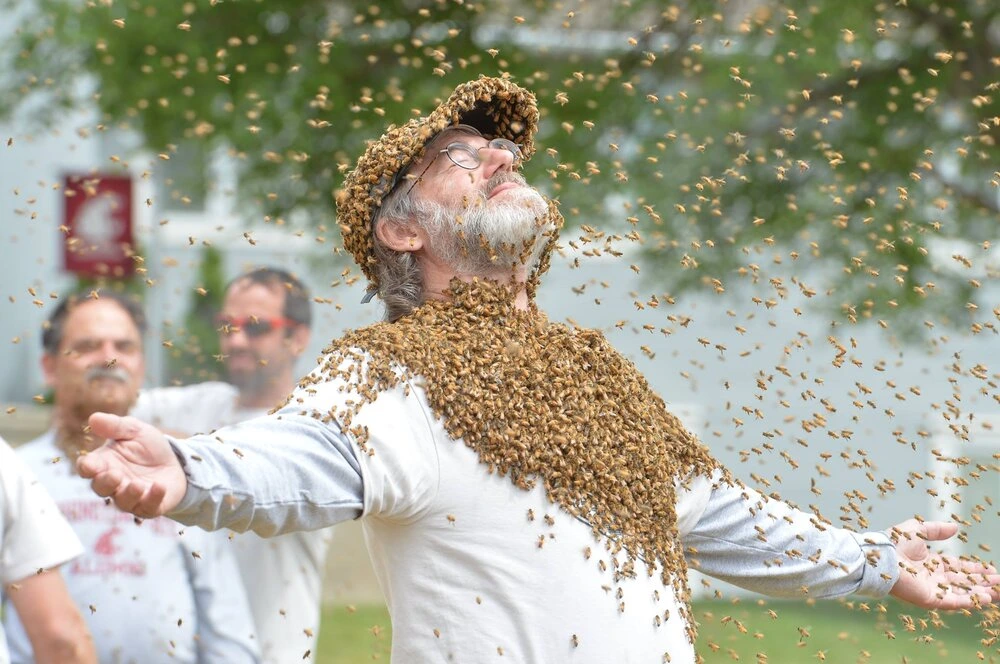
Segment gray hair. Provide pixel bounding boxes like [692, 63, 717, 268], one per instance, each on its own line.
[370, 126, 483, 322]
[371, 185, 425, 322]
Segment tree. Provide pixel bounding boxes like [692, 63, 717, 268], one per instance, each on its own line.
[1, 0, 996, 332]
[163, 244, 226, 385]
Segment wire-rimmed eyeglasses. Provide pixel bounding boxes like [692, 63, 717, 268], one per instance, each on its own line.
[400, 138, 522, 198]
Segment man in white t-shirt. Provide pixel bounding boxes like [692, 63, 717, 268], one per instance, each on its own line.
[0, 437, 95, 664]
[3, 292, 258, 664]
[79, 78, 1000, 662]
[132, 267, 332, 664]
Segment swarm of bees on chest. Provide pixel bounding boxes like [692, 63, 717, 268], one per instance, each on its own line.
[314, 274, 728, 638]
[321, 75, 732, 634]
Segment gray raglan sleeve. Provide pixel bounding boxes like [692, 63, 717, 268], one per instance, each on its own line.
[681, 479, 899, 599]
[165, 406, 364, 537]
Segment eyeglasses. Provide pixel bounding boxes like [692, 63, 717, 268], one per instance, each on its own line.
[215, 315, 299, 338]
[401, 138, 522, 198]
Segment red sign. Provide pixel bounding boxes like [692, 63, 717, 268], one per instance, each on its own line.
[62, 174, 134, 278]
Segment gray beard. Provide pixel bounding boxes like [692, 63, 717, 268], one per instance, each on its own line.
[416, 175, 552, 275]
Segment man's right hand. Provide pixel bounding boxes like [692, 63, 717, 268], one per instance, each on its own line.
[78, 413, 188, 519]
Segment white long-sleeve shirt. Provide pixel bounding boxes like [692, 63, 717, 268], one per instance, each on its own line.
[160, 365, 898, 663]
[3, 433, 259, 664]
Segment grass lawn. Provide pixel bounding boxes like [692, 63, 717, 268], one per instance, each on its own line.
[316, 604, 393, 663]
[315, 599, 1000, 663]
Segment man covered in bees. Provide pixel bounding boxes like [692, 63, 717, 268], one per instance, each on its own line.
[77, 77, 998, 662]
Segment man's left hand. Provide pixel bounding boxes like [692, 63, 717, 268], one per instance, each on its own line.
[889, 518, 1000, 609]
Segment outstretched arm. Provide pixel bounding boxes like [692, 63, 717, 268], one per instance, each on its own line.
[79, 409, 364, 535]
[682, 479, 998, 609]
[162, 409, 364, 536]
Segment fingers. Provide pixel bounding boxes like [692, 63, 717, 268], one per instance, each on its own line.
[893, 521, 962, 564]
[922, 559, 1000, 610]
[918, 521, 960, 542]
[76, 448, 109, 480]
[932, 592, 978, 611]
[87, 463, 127, 498]
[977, 577, 1000, 604]
[905, 580, 981, 611]
[933, 585, 998, 611]
[954, 560, 998, 576]
[135, 482, 169, 519]
[942, 568, 1000, 595]
[927, 555, 996, 579]
[91, 475, 169, 519]
[111, 479, 147, 515]
[891, 519, 958, 543]
[88, 412, 145, 442]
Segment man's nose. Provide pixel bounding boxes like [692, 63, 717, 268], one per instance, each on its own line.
[219, 326, 250, 347]
[97, 341, 119, 362]
[480, 145, 516, 179]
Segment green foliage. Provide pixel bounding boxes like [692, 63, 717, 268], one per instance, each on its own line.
[163, 245, 225, 385]
[3, 0, 997, 332]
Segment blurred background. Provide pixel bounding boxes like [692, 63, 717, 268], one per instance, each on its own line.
[1, 0, 998, 660]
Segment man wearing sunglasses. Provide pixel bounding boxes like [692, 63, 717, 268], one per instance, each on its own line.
[214, 268, 313, 410]
[80, 77, 999, 662]
[132, 268, 331, 664]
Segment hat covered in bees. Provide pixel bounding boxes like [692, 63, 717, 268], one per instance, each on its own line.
[338, 76, 540, 288]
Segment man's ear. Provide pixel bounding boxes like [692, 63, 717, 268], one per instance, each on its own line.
[375, 218, 426, 253]
[41, 352, 57, 388]
[289, 323, 310, 356]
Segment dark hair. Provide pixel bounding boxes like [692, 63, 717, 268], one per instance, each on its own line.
[226, 267, 312, 327]
[41, 291, 147, 354]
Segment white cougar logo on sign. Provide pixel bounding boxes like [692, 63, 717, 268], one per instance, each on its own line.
[74, 193, 126, 258]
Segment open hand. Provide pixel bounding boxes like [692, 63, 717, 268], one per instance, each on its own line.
[889, 519, 1000, 610]
[77, 413, 188, 519]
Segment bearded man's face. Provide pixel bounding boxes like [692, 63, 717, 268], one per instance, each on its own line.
[392, 125, 556, 276]
[42, 300, 145, 420]
[416, 169, 552, 275]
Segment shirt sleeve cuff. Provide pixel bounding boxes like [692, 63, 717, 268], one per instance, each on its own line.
[166, 436, 210, 518]
[850, 530, 899, 597]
